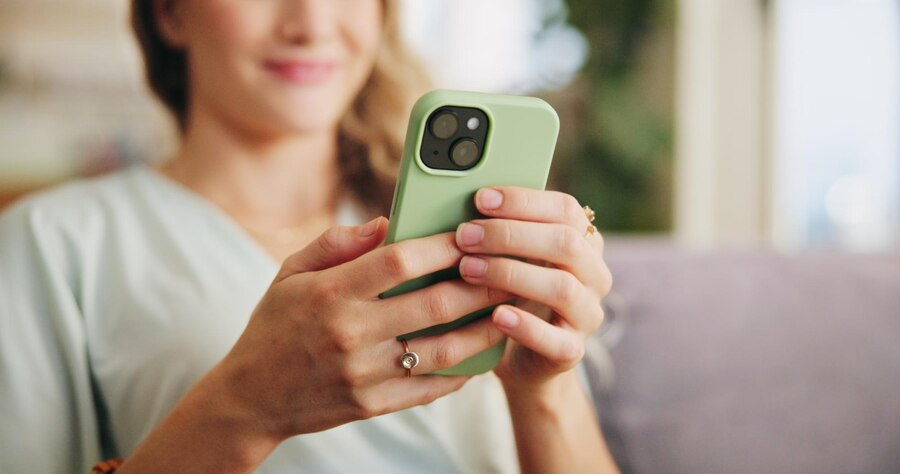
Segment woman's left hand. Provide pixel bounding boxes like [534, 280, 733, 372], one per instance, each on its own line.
[455, 186, 612, 391]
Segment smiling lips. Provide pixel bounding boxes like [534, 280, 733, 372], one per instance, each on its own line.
[263, 59, 337, 84]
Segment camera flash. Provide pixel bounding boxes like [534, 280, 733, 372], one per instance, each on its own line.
[466, 117, 480, 130]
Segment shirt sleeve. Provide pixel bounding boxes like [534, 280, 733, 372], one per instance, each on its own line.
[0, 201, 103, 473]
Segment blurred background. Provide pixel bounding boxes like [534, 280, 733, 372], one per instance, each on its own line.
[2, 1, 899, 472]
[1, 0, 897, 252]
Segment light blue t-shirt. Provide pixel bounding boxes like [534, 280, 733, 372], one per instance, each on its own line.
[0, 166, 519, 473]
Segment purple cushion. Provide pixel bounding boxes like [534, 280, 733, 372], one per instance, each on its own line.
[587, 239, 900, 473]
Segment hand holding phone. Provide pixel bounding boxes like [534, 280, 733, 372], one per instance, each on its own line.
[379, 90, 560, 375]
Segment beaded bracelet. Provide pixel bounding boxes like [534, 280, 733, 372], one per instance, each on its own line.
[91, 458, 124, 474]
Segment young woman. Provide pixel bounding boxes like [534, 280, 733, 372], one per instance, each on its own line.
[0, 0, 617, 472]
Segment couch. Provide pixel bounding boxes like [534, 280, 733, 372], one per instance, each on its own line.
[586, 239, 900, 473]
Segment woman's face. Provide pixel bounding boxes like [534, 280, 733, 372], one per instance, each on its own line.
[161, 0, 384, 136]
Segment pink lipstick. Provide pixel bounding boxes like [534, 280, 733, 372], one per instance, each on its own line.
[263, 60, 337, 84]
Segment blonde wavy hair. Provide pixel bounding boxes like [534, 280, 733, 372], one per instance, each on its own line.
[131, 0, 431, 215]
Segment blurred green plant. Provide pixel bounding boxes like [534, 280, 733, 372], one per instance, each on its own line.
[559, 0, 674, 232]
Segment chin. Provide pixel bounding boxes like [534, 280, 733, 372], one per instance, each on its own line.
[259, 87, 355, 134]
[279, 115, 342, 134]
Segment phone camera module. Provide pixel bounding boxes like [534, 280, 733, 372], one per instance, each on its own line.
[450, 139, 479, 167]
[430, 112, 458, 140]
[420, 106, 489, 171]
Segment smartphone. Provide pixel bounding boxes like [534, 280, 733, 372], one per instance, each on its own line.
[379, 90, 560, 375]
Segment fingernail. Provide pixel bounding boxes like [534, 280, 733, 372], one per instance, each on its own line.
[456, 222, 484, 247]
[359, 217, 380, 237]
[494, 307, 519, 329]
[478, 188, 503, 210]
[460, 256, 487, 278]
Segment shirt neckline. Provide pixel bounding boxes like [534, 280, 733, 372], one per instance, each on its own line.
[136, 165, 280, 269]
[133, 165, 369, 269]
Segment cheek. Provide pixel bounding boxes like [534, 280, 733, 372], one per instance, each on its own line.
[186, 1, 269, 69]
[343, 1, 384, 62]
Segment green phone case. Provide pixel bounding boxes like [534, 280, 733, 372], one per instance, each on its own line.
[380, 90, 560, 375]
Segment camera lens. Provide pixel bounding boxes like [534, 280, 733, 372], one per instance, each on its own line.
[450, 139, 479, 167]
[430, 112, 458, 140]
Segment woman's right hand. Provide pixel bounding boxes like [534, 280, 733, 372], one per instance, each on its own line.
[218, 215, 512, 440]
[119, 216, 512, 473]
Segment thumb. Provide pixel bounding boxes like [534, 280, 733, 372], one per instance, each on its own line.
[274, 216, 387, 282]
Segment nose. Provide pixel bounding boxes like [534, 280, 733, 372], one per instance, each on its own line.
[277, 0, 336, 44]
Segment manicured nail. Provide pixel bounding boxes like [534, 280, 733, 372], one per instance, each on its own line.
[478, 188, 503, 210]
[494, 307, 519, 329]
[460, 256, 487, 278]
[457, 222, 484, 247]
[359, 217, 380, 237]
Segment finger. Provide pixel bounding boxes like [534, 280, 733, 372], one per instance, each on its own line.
[459, 255, 603, 332]
[456, 218, 604, 285]
[359, 317, 505, 382]
[275, 217, 387, 282]
[369, 279, 514, 340]
[352, 375, 472, 419]
[473, 187, 593, 230]
[331, 232, 465, 297]
[491, 304, 585, 368]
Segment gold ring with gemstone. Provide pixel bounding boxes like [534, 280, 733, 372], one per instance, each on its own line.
[583, 205, 596, 223]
